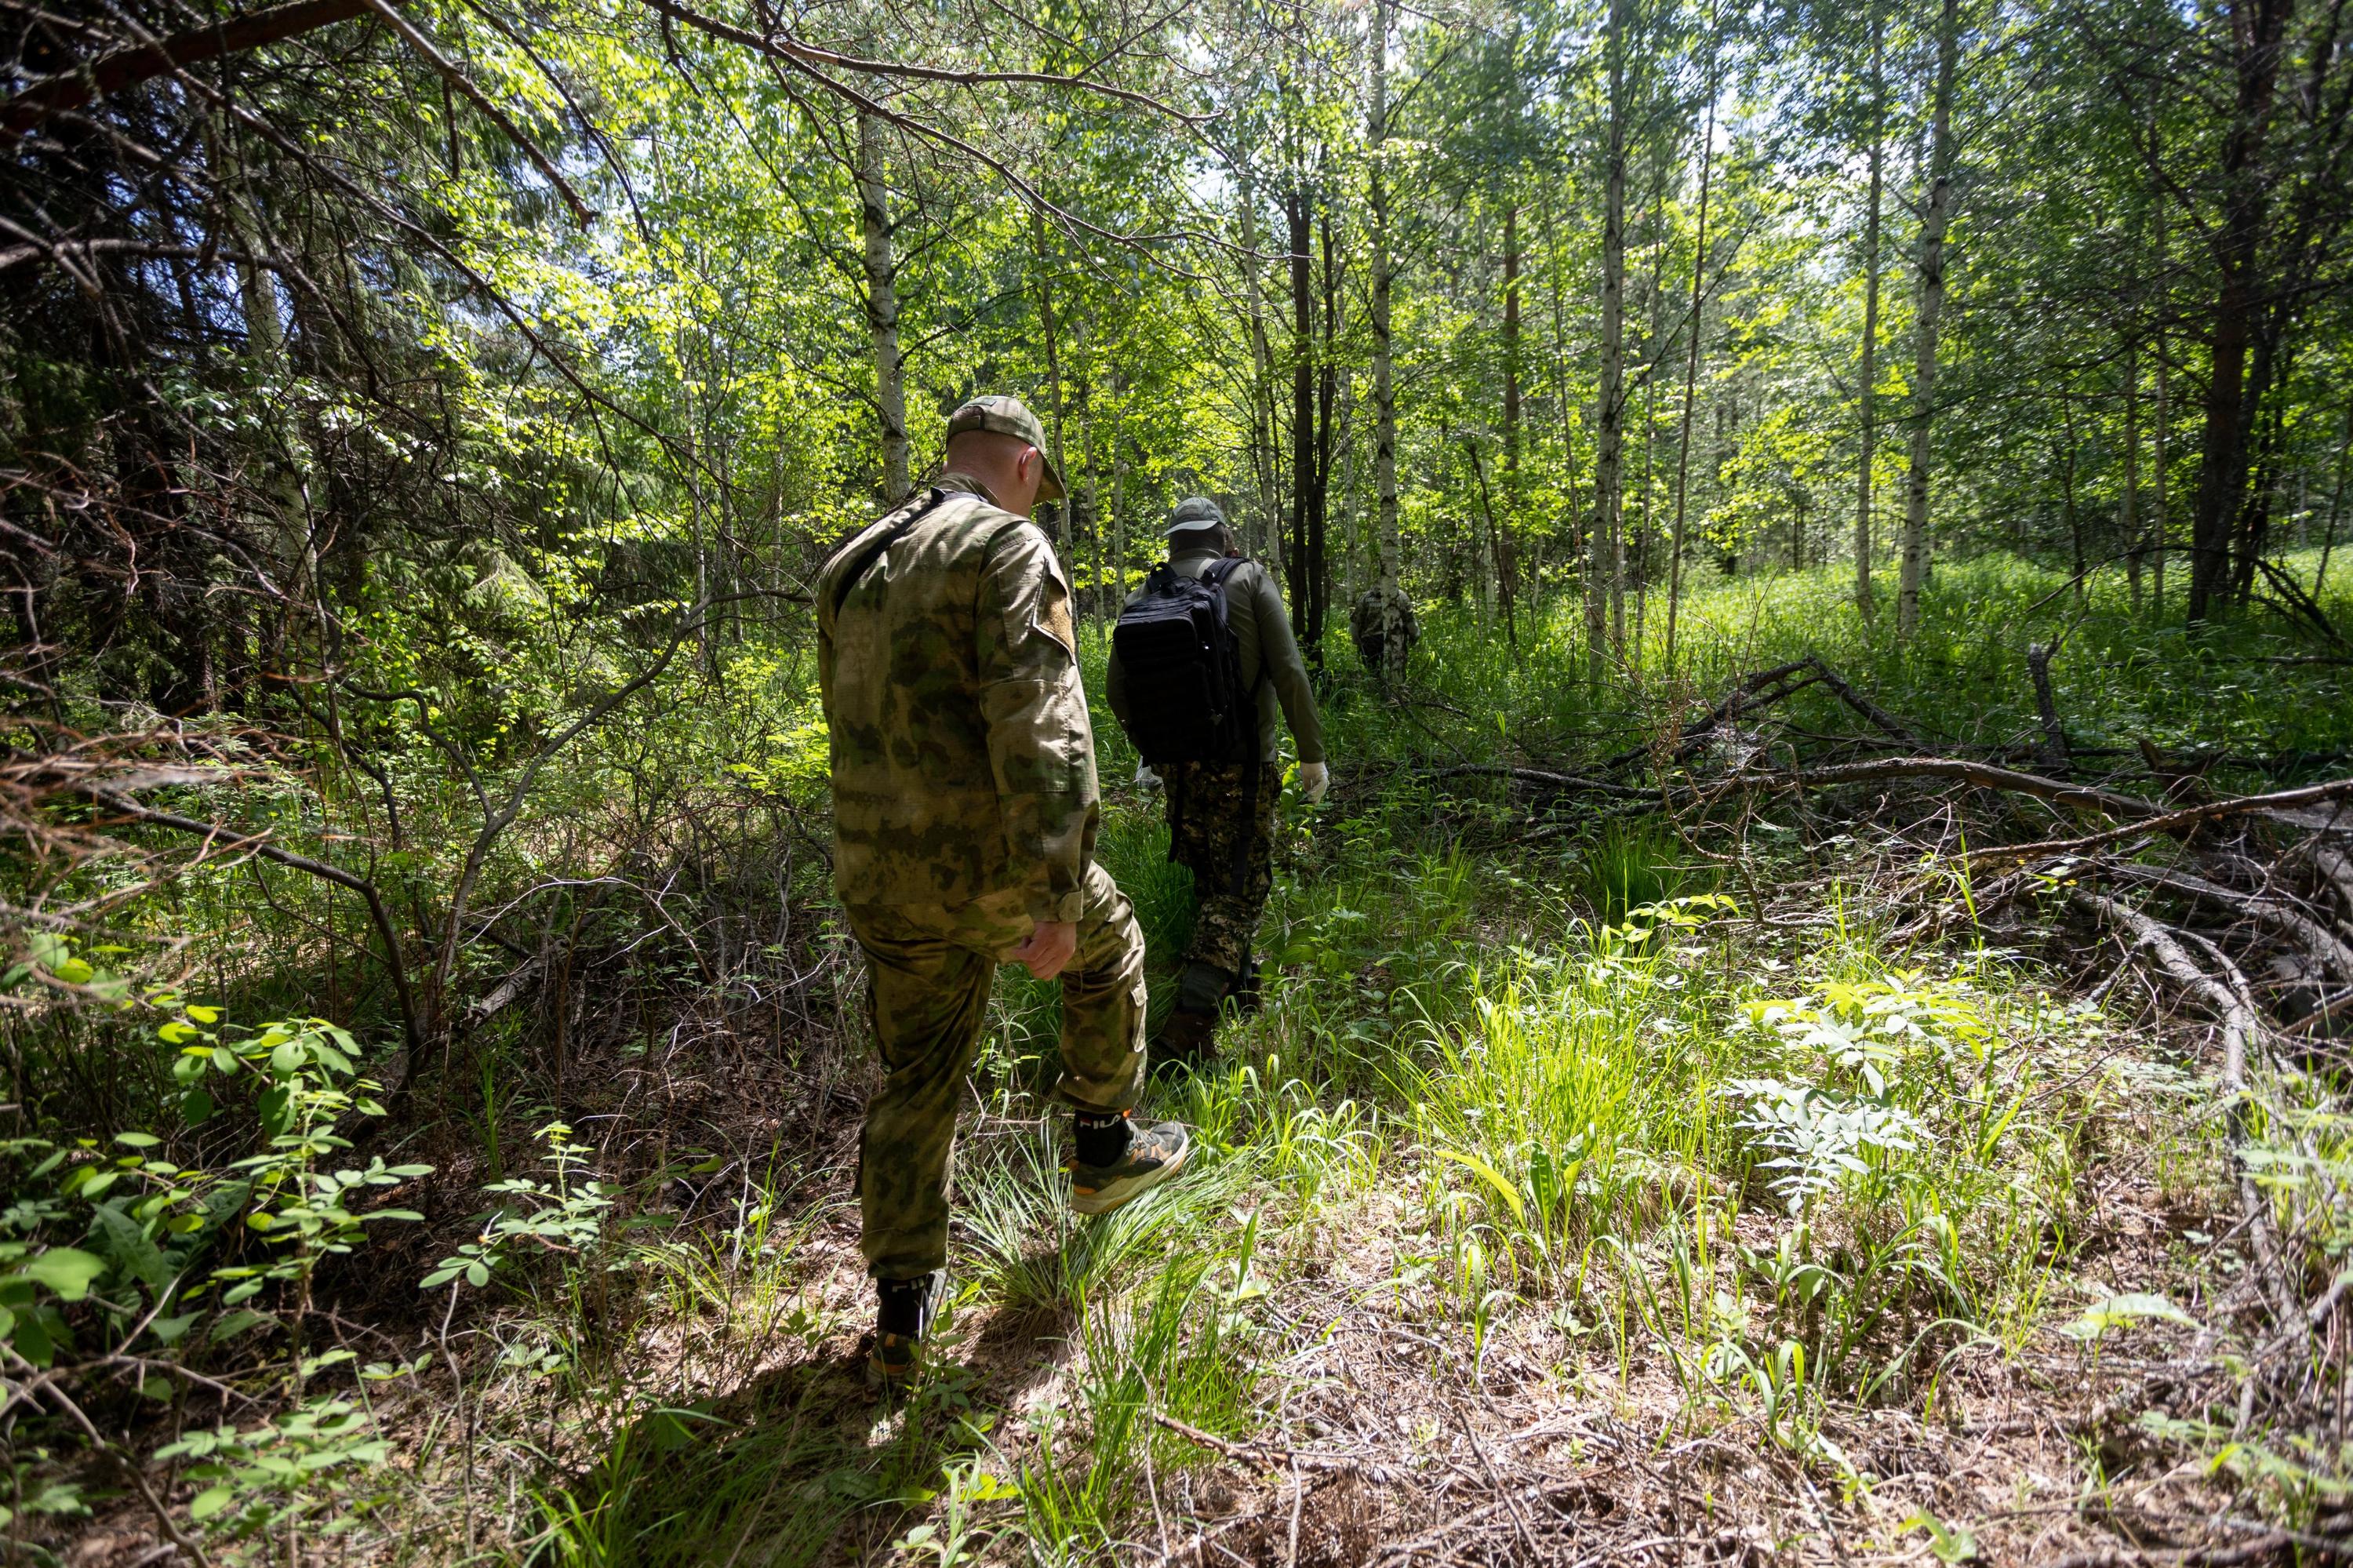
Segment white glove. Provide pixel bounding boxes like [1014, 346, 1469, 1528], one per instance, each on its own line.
[1134, 761, 1162, 788]
[1298, 761, 1329, 804]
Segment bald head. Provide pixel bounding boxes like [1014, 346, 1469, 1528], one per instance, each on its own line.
[943, 429, 1048, 518]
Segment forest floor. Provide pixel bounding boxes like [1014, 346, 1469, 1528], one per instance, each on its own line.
[42, 555, 2353, 1567]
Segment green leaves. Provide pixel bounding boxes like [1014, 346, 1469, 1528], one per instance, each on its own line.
[0, 1246, 108, 1366]
[16, 1246, 107, 1301]
[1902, 1512, 1980, 1563]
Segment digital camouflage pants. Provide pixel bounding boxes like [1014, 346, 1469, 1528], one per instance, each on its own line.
[1164, 761, 1284, 975]
[844, 860, 1147, 1280]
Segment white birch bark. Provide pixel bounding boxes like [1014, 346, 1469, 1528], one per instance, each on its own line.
[1591, 0, 1627, 683]
[857, 111, 910, 504]
[1370, 0, 1407, 675]
[1855, 2, 1885, 624]
[1897, 0, 1960, 640]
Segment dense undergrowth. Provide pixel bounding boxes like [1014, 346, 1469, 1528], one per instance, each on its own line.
[5, 552, 2350, 1563]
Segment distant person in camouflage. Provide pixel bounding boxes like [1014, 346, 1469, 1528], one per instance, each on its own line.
[1350, 583, 1417, 675]
[816, 395, 1192, 1388]
[1106, 497, 1328, 1063]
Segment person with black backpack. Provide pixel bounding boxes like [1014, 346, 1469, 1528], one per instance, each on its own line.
[1106, 497, 1328, 1063]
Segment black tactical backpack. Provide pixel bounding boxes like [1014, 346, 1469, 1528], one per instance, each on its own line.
[1111, 558, 1257, 765]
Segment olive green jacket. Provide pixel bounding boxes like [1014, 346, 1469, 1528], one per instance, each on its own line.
[1105, 548, 1326, 766]
[816, 475, 1097, 923]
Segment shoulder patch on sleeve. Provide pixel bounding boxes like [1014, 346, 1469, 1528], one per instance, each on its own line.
[1035, 573, 1076, 660]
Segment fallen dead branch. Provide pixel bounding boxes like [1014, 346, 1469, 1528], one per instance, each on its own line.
[2067, 889, 2302, 1328]
[1151, 1413, 1417, 1487]
[1966, 776, 2353, 862]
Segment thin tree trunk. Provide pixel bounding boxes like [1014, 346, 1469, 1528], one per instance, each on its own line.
[1313, 210, 1338, 661]
[1033, 204, 1068, 556]
[1369, 0, 1406, 676]
[857, 111, 909, 503]
[2318, 399, 2350, 595]
[2124, 341, 2143, 608]
[1635, 354, 1657, 654]
[1897, 0, 1960, 640]
[1856, 1, 1886, 624]
[1665, 53, 1717, 673]
[2188, 0, 2293, 620]
[1082, 351, 1104, 619]
[1543, 195, 1584, 625]
[1591, 0, 1627, 684]
[2060, 388, 2086, 601]
[1111, 375, 1130, 603]
[1286, 187, 1315, 642]
[2154, 308, 2170, 612]
[1469, 440, 1515, 649]
[1501, 203, 1521, 651]
[1238, 155, 1281, 563]
[2231, 373, 2289, 605]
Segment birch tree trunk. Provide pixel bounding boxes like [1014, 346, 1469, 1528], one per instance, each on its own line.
[1897, 0, 1959, 640]
[1033, 204, 1069, 556]
[1111, 371, 1130, 607]
[1238, 156, 1282, 566]
[2320, 400, 2350, 594]
[1591, 0, 1628, 683]
[2154, 297, 2170, 612]
[2124, 342, 2142, 608]
[1855, 2, 1885, 624]
[1664, 49, 1716, 673]
[1370, 0, 1407, 675]
[857, 111, 910, 504]
[1500, 202, 1522, 647]
[1286, 187, 1315, 642]
[1545, 196, 1584, 629]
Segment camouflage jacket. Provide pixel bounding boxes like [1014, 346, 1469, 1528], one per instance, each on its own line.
[816, 475, 1098, 922]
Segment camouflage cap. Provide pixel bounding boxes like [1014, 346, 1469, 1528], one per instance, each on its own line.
[1166, 496, 1226, 537]
[944, 395, 1065, 501]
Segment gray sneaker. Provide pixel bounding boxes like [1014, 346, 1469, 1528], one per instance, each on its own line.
[1067, 1119, 1192, 1216]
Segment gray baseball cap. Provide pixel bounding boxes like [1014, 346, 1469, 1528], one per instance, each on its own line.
[944, 395, 1066, 500]
[1166, 497, 1227, 537]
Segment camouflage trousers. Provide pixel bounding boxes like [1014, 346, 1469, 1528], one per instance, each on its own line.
[845, 860, 1147, 1280]
[1164, 761, 1284, 975]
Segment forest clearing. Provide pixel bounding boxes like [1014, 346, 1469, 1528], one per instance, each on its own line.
[5, 1, 2352, 1564]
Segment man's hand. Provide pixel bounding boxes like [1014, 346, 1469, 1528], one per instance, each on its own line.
[1298, 760, 1330, 805]
[1011, 919, 1078, 980]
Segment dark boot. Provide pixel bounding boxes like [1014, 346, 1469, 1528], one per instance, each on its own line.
[1152, 1002, 1219, 1068]
[1176, 959, 1235, 1015]
[1231, 953, 1262, 1017]
[1151, 961, 1235, 1069]
[867, 1270, 944, 1390]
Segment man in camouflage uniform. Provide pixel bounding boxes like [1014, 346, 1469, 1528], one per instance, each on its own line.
[817, 395, 1191, 1385]
[1107, 497, 1329, 1062]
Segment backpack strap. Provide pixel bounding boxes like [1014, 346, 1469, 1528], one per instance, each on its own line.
[1198, 556, 1264, 900]
[1197, 557, 1264, 759]
[828, 488, 949, 620]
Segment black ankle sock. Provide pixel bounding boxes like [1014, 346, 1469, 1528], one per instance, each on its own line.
[877, 1273, 935, 1337]
[1073, 1110, 1132, 1168]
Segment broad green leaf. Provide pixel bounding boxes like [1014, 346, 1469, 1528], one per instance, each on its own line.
[21, 1248, 107, 1300]
[1432, 1148, 1525, 1224]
